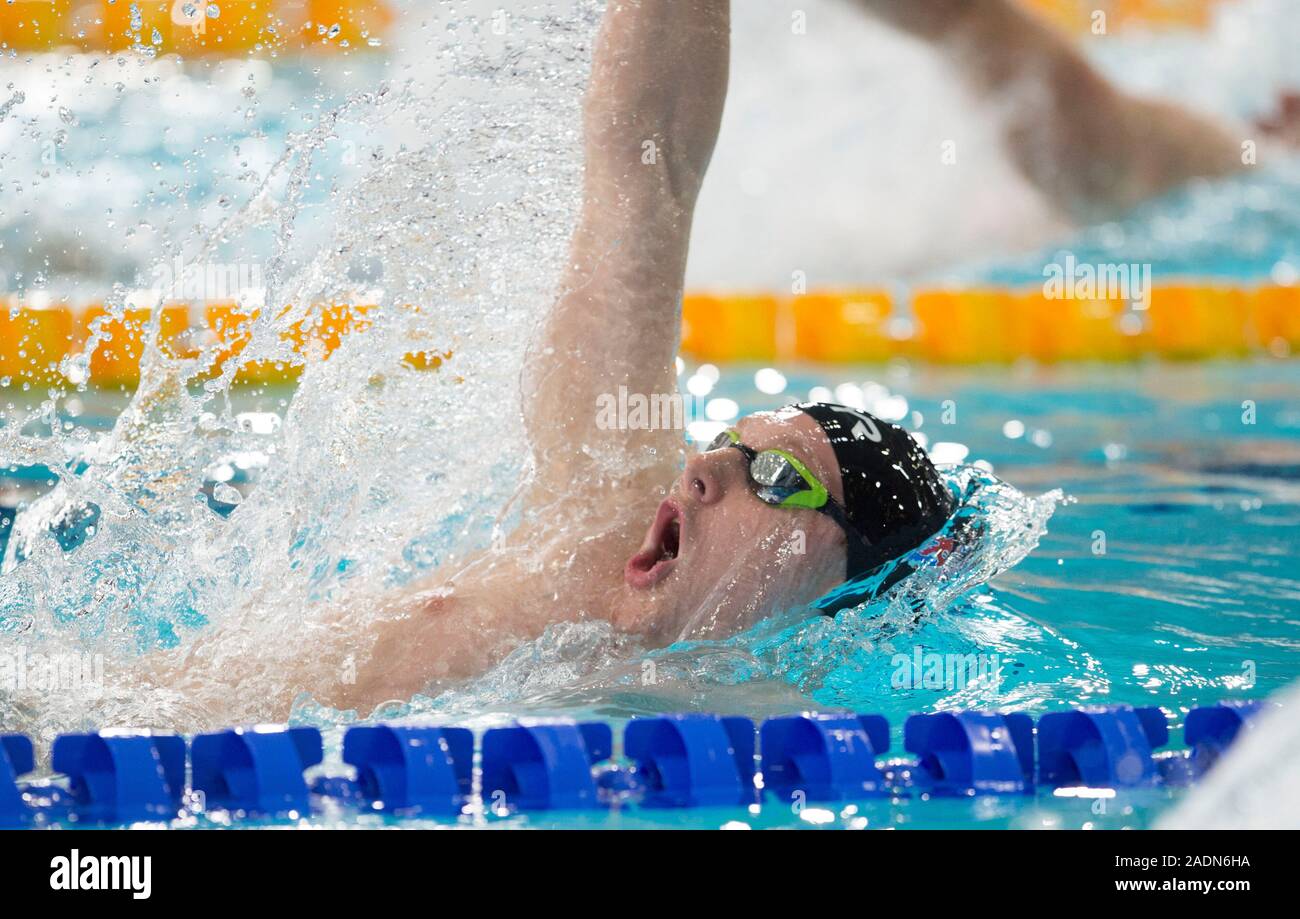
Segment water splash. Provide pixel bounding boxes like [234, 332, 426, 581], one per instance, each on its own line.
[0, 2, 602, 739]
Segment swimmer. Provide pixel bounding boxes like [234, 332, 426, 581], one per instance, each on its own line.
[142, 0, 953, 719]
[322, 0, 951, 709]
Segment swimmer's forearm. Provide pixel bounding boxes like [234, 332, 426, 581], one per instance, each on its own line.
[568, 0, 730, 297]
[524, 1, 729, 492]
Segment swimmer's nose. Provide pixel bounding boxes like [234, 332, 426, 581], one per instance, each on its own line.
[681, 450, 735, 506]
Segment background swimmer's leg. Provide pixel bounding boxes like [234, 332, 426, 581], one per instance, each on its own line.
[851, 0, 1245, 218]
[521, 0, 730, 502]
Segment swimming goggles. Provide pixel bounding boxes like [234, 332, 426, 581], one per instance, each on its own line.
[703, 429, 871, 556]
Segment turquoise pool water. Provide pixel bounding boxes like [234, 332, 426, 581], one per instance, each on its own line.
[10, 358, 1296, 828]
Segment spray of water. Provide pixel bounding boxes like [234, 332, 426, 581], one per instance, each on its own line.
[0, 2, 601, 738]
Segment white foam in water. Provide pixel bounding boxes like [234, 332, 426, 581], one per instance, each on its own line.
[1159, 678, 1300, 829]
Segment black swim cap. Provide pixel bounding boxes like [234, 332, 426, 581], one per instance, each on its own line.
[795, 402, 954, 579]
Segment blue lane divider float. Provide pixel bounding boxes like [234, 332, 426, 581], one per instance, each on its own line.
[480, 720, 612, 811]
[1184, 700, 1262, 775]
[1036, 705, 1168, 788]
[51, 731, 186, 823]
[191, 725, 323, 815]
[623, 714, 757, 807]
[1, 734, 35, 825]
[0, 699, 1272, 826]
[340, 724, 473, 814]
[760, 712, 890, 801]
[904, 712, 1035, 795]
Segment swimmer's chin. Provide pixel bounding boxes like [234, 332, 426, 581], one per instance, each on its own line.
[609, 589, 676, 640]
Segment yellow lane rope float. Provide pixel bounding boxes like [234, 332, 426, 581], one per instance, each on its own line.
[0, 297, 451, 388]
[0, 0, 394, 55]
[1, 284, 1296, 389]
[680, 284, 1299, 365]
[1022, 0, 1234, 32]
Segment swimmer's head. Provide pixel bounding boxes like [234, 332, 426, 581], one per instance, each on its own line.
[616, 403, 954, 641]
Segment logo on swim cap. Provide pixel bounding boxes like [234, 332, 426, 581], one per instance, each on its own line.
[825, 405, 883, 442]
[794, 402, 954, 580]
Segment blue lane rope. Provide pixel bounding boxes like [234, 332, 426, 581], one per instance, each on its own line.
[0, 701, 1267, 826]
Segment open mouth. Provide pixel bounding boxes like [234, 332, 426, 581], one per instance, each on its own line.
[624, 499, 684, 589]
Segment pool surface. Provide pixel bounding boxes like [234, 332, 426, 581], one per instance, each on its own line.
[9, 358, 1295, 828]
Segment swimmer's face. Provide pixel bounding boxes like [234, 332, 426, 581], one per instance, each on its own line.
[619, 407, 848, 642]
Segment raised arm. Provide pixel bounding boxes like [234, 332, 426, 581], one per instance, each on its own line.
[854, 0, 1243, 218]
[521, 0, 730, 501]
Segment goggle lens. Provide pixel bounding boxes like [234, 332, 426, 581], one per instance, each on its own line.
[750, 451, 804, 491]
[703, 430, 815, 505]
[699, 427, 874, 575]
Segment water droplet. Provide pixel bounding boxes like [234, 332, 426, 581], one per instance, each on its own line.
[213, 483, 243, 506]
